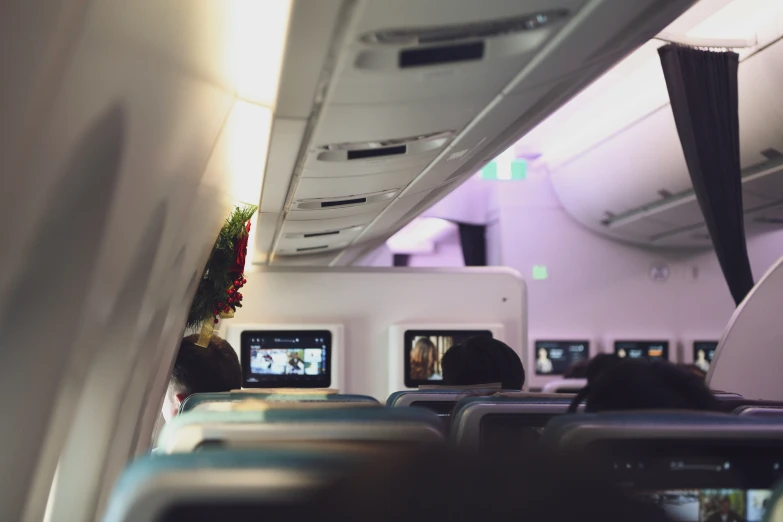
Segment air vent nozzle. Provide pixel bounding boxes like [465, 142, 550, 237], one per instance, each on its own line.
[317, 131, 453, 162]
[361, 11, 570, 46]
[294, 189, 398, 211]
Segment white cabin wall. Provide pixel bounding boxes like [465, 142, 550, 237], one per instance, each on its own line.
[487, 172, 783, 348]
[407, 231, 465, 268]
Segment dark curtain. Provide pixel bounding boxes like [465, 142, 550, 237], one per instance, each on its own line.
[457, 223, 487, 266]
[393, 254, 410, 267]
[658, 44, 753, 305]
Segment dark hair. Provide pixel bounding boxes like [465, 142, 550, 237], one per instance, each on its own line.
[170, 334, 242, 395]
[567, 354, 623, 412]
[563, 359, 589, 379]
[312, 447, 673, 522]
[585, 359, 718, 413]
[678, 363, 707, 380]
[441, 336, 525, 390]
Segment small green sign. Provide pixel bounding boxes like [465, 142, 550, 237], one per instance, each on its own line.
[532, 265, 548, 280]
[480, 159, 527, 181]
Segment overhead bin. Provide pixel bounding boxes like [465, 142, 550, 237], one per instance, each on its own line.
[505, 0, 694, 93]
[549, 38, 783, 248]
[327, 1, 582, 105]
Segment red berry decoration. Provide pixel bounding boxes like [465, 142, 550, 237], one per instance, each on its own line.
[227, 288, 235, 295]
[217, 302, 223, 308]
[213, 318, 219, 324]
[227, 297, 233, 304]
[242, 278, 247, 284]
[236, 293, 243, 300]
[234, 280, 240, 287]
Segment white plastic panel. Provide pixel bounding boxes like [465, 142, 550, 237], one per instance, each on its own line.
[402, 85, 552, 196]
[287, 200, 392, 221]
[253, 213, 280, 263]
[301, 149, 439, 178]
[222, 268, 525, 400]
[274, 237, 351, 255]
[505, 0, 694, 93]
[260, 118, 307, 214]
[550, 107, 691, 229]
[736, 39, 783, 170]
[281, 214, 374, 234]
[328, 0, 577, 106]
[312, 96, 486, 146]
[709, 255, 783, 399]
[294, 171, 419, 200]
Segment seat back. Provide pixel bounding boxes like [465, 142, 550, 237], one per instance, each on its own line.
[102, 450, 355, 522]
[734, 406, 783, 418]
[158, 406, 445, 453]
[386, 389, 504, 417]
[542, 411, 783, 453]
[451, 394, 575, 451]
[181, 391, 378, 413]
[541, 379, 586, 394]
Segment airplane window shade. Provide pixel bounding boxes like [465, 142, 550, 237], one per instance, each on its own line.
[658, 45, 753, 305]
[393, 254, 410, 267]
[457, 223, 487, 267]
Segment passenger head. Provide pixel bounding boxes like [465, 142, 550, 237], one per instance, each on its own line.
[538, 348, 548, 360]
[441, 336, 525, 390]
[162, 334, 242, 421]
[585, 359, 718, 413]
[567, 354, 623, 412]
[679, 363, 707, 380]
[564, 359, 589, 379]
[410, 337, 438, 380]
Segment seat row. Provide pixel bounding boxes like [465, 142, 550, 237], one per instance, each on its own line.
[103, 389, 783, 522]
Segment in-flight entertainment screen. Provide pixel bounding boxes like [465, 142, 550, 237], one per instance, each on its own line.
[404, 330, 493, 387]
[693, 341, 719, 373]
[637, 489, 770, 522]
[534, 340, 590, 375]
[241, 330, 331, 388]
[614, 340, 669, 361]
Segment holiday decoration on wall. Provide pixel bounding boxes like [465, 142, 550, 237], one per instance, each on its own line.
[188, 204, 257, 346]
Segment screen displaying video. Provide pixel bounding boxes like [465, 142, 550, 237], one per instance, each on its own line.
[637, 489, 770, 522]
[534, 340, 589, 376]
[614, 340, 669, 361]
[693, 341, 719, 373]
[241, 330, 331, 388]
[403, 330, 493, 387]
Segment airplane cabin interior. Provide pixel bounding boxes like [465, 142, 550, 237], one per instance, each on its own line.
[2, 0, 783, 521]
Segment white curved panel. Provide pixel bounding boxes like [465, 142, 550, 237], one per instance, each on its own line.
[708, 255, 783, 399]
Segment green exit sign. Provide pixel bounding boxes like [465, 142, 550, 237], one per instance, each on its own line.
[481, 159, 527, 181]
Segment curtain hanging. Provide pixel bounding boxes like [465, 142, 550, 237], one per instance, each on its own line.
[457, 223, 487, 267]
[658, 44, 754, 305]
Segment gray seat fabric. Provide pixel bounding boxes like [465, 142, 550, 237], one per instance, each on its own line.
[158, 406, 445, 453]
[102, 449, 356, 522]
[181, 391, 378, 412]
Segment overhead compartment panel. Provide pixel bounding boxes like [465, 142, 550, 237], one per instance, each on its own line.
[327, 0, 582, 104]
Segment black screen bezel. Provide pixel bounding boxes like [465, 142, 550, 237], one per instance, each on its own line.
[533, 339, 591, 376]
[613, 340, 670, 361]
[403, 329, 492, 388]
[241, 330, 332, 389]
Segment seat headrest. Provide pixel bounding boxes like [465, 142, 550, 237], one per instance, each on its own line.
[158, 406, 445, 453]
[181, 391, 379, 413]
[541, 411, 783, 452]
[103, 449, 356, 522]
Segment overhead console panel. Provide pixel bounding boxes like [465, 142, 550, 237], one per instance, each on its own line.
[258, 0, 698, 265]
